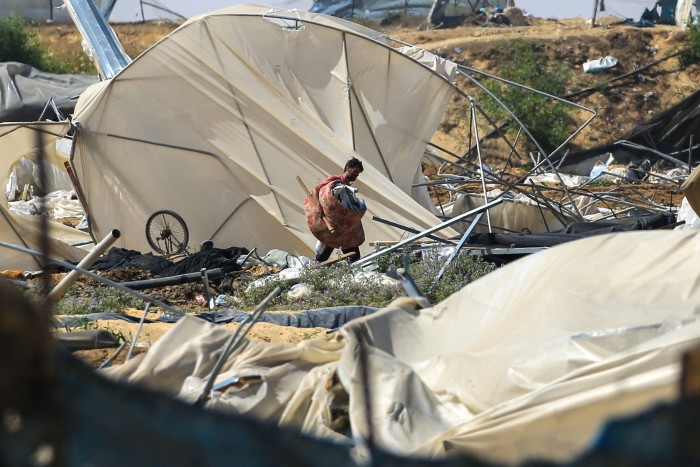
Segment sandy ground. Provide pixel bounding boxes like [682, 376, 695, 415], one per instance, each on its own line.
[64, 307, 332, 368]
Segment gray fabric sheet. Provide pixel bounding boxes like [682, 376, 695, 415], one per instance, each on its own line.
[53, 329, 120, 351]
[0, 62, 99, 122]
[57, 305, 379, 329]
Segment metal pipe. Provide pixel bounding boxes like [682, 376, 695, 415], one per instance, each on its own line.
[354, 198, 504, 266]
[196, 286, 281, 405]
[201, 268, 212, 309]
[126, 303, 151, 362]
[63, 0, 132, 79]
[121, 268, 225, 291]
[64, 161, 91, 230]
[470, 98, 492, 231]
[689, 135, 694, 173]
[48, 229, 120, 303]
[615, 140, 687, 169]
[239, 247, 256, 268]
[98, 342, 127, 370]
[0, 241, 183, 315]
[591, 0, 599, 27]
[372, 216, 455, 245]
[436, 212, 483, 282]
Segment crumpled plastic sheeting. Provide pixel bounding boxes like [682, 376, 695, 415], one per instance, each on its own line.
[0, 205, 89, 269]
[526, 172, 589, 187]
[104, 316, 347, 441]
[675, 197, 700, 230]
[446, 191, 566, 234]
[103, 231, 700, 465]
[0, 62, 98, 122]
[8, 190, 84, 219]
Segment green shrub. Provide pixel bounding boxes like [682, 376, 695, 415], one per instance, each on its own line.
[53, 285, 145, 315]
[478, 40, 574, 153]
[298, 261, 403, 308]
[377, 249, 497, 304]
[62, 318, 131, 343]
[237, 250, 497, 310]
[680, 20, 700, 68]
[410, 250, 497, 303]
[0, 16, 69, 73]
[236, 274, 295, 310]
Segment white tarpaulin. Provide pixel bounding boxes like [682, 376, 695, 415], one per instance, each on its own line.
[0, 123, 89, 269]
[447, 191, 567, 233]
[0, 63, 99, 123]
[105, 230, 700, 464]
[71, 5, 457, 256]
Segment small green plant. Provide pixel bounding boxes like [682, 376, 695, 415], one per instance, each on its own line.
[236, 250, 497, 310]
[378, 250, 497, 303]
[297, 261, 403, 309]
[236, 275, 295, 310]
[680, 19, 700, 68]
[479, 40, 574, 153]
[63, 317, 99, 332]
[104, 325, 132, 344]
[588, 178, 616, 187]
[0, 16, 69, 73]
[410, 250, 497, 303]
[62, 318, 131, 344]
[54, 286, 145, 315]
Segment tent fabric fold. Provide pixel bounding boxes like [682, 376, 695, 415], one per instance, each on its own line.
[0, 122, 89, 269]
[72, 5, 458, 256]
[104, 231, 700, 464]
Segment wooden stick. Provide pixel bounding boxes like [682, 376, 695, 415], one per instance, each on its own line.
[320, 252, 356, 265]
[297, 176, 335, 233]
[64, 161, 91, 224]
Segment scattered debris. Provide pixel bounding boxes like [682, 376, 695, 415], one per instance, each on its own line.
[2, 4, 700, 466]
[583, 55, 619, 73]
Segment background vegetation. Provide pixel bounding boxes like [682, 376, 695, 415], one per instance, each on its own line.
[53, 286, 145, 315]
[0, 16, 69, 73]
[680, 22, 700, 68]
[478, 40, 574, 154]
[235, 251, 497, 311]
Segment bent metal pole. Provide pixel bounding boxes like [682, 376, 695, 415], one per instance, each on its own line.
[48, 229, 121, 303]
[354, 198, 504, 267]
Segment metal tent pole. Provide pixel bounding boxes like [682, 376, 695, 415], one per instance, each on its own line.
[354, 198, 504, 266]
[591, 0, 599, 27]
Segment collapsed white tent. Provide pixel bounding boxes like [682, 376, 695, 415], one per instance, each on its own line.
[105, 230, 700, 464]
[0, 123, 89, 270]
[71, 5, 458, 256]
[447, 192, 567, 233]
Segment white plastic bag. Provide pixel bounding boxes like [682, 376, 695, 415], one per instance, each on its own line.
[589, 160, 609, 180]
[675, 197, 700, 230]
[583, 56, 618, 73]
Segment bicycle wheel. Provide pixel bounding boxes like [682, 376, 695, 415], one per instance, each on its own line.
[145, 209, 189, 256]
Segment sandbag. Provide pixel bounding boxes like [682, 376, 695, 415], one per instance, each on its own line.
[304, 182, 365, 249]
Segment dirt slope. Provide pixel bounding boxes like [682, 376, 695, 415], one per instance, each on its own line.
[396, 16, 700, 158]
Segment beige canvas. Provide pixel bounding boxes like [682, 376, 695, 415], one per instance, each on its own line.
[71, 5, 458, 256]
[0, 122, 89, 269]
[106, 230, 700, 464]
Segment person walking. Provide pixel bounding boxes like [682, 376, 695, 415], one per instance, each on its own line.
[305, 158, 366, 262]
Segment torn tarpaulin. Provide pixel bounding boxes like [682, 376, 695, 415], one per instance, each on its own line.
[157, 247, 249, 277]
[57, 305, 379, 329]
[89, 248, 173, 273]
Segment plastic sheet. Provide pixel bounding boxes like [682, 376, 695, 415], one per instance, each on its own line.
[583, 56, 618, 73]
